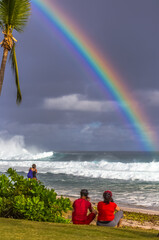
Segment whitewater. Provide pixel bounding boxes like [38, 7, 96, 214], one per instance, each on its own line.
[1, 159, 159, 182]
[0, 135, 159, 209]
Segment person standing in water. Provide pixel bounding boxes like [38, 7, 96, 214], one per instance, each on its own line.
[27, 164, 37, 180]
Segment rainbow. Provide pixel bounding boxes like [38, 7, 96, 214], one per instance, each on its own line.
[32, 0, 157, 151]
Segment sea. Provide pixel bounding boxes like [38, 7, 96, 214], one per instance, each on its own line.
[0, 142, 159, 210]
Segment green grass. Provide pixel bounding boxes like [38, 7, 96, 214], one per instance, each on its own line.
[0, 218, 158, 240]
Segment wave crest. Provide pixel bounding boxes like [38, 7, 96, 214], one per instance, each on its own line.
[0, 135, 53, 160]
[0, 159, 159, 182]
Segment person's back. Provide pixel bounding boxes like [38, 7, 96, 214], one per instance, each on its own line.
[97, 190, 123, 227]
[98, 201, 117, 222]
[72, 198, 91, 222]
[72, 189, 97, 225]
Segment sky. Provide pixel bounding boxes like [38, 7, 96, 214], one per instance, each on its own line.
[0, 0, 159, 152]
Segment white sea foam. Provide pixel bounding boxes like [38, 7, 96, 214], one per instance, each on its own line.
[0, 134, 158, 182]
[1, 135, 158, 208]
[0, 135, 53, 160]
[0, 160, 159, 182]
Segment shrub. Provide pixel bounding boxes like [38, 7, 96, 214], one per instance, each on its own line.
[0, 168, 72, 223]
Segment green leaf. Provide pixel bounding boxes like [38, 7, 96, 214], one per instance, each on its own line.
[0, 168, 72, 223]
[0, 0, 31, 32]
[9, 43, 22, 104]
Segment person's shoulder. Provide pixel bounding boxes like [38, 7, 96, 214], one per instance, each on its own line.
[82, 198, 90, 205]
[97, 201, 103, 206]
[80, 198, 91, 205]
[110, 201, 117, 207]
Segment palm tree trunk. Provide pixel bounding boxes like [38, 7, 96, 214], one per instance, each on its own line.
[0, 48, 9, 95]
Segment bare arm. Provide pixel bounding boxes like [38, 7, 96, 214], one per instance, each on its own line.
[115, 205, 120, 211]
[89, 202, 97, 215]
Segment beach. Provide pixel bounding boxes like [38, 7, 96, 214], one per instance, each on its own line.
[1, 151, 159, 210]
[0, 149, 159, 230]
[64, 196, 159, 230]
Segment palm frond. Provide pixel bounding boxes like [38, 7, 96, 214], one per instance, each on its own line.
[9, 43, 22, 104]
[0, 0, 31, 32]
[0, 0, 8, 29]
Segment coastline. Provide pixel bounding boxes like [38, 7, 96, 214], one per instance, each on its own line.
[60, 195, 159, 230]
[64, 195, 159, 215]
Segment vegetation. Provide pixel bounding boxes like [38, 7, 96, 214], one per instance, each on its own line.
[0, 168, 72, 222]
[0, 0, 31, 103]
[0, 217, 158, 240]
[0, 168, 159, 239]
[124, 211, 159, 225]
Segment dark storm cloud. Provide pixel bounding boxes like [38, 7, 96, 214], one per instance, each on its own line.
[0, 0, 159, 150]
[0, 122, 140, 151]
[54, 0, 159, 89]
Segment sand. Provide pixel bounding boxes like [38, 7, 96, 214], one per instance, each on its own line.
[61, 195, 159, 230]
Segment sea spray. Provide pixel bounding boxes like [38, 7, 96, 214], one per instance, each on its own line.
[0, 148, 159, 209]
[1, 159, 159, 181]
[0, 135, 53, 160]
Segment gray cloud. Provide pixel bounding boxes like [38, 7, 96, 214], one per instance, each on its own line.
[0, 0, 159, 151]
[134, 90, 159, 106]
[0, 122, 143, 151]
[43, 94, 117, 112]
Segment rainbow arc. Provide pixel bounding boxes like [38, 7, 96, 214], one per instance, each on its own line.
[32, 0, 157, 151]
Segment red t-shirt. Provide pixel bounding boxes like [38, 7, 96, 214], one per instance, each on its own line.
[72, 198, 92, 221]
[97, 201, 117, 222]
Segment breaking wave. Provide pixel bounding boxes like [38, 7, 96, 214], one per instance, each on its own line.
[0, 159, 159, 182]
[0, 135, 53, 160]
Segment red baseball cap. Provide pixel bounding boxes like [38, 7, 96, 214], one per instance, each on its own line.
[104, 190, 112, 197]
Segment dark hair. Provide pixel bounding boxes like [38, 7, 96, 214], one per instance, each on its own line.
[32, 164, 36, 169]
[103, 191, 112, 204]
[80, 189, 89, 197]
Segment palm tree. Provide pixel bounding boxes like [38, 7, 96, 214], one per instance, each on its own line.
[0, 0, 31, 104]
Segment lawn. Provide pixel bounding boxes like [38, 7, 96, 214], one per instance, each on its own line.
[0, 218, 158, 240]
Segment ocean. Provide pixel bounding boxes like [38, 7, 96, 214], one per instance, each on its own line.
[0, 142, 159, 210]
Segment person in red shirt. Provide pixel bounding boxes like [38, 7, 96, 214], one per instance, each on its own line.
[97, 190, 123, 227]
[72, 189, 97, 225]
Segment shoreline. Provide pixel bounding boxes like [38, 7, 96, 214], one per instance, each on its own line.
[63, 195, 159, 215]
[119, 205, 159, 215]
[60, 195, 159, 230]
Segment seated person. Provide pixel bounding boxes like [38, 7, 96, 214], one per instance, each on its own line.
[72, 189, 97, 225]
[97, 190, 123, 227]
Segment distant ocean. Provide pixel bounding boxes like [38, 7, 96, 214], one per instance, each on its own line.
[0, 143, 159, 210]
